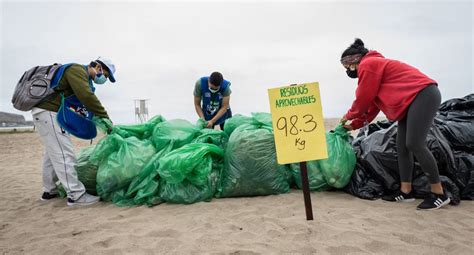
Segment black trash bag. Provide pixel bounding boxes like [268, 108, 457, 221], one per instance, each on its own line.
[427, 121, 474, 199]
[353, 123, 401, 192]
[352, 120, 395, 151]
[453, 151, 474, 200]
[436, 93, 474, 152]
[424, 126, 457, 178]
[438, 93, 474, 113]
[437, 110, 473, 122]
[346, 121, 463, 204]
[435, 119, 474, 153]
[358, 120, 395, 137]
[345, 94, 473, 204]
[343, 162, 384, 200]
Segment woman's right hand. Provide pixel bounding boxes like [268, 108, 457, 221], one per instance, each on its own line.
[340, 116, 348, 125]
[342, 124, 354, 131]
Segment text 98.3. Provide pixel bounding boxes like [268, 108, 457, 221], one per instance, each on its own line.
[275, 114, 318, 151]
[276, 114, 318, 136]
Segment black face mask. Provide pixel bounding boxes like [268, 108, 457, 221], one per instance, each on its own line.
[346, 68, 358, 79]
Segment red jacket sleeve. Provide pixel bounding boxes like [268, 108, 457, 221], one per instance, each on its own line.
[349, 102, 381, 129]
[345, 68, 383, 120]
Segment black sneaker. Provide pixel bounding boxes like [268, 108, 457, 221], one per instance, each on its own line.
[382, 190, 415, 202]
[417, 192, 450, 210]
[41, 192, 59, 201]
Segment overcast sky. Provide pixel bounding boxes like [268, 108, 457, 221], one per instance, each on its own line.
[1, 0, 472, 124]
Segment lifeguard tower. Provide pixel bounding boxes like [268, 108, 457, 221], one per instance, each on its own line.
[134, 99, 149, 123]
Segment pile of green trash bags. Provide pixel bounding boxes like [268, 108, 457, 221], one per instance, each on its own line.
[64, 113, 356, 207]
[67, 116, 227, 206]
[220, 114, 356, 197]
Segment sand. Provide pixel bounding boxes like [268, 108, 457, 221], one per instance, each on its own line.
[0, 131, 473, 255]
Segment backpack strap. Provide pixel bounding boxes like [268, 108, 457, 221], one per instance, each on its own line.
[50, 63, 74, 89]
[60, 93, 67, 124]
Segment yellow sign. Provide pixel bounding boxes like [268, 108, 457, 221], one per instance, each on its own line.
[268, 82, 328, 164]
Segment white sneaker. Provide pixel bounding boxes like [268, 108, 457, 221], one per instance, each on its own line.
[67, 193, 100, 206]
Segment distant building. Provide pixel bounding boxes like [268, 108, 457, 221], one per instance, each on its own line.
[0, 112, 30, 127]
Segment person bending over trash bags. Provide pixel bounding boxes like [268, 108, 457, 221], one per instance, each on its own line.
[12, 57, 116, 206]
[339, 38, 450, 210]
[193, 72, 232, 129]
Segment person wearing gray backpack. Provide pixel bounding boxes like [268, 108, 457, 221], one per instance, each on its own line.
[16, 57, 116, 206]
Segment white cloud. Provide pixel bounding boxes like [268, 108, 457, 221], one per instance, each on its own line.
[1, 0, 472, 124]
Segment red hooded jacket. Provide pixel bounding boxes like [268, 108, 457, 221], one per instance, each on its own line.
[345, 51, 437, 129]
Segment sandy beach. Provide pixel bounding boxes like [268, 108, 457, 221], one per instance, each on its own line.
[0, 131, 473, 255]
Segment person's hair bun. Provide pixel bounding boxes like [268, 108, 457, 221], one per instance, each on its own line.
[352, 38, 365, 48]
[341, 37, 369, 58]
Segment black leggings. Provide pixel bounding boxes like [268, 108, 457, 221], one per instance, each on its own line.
[397, 85, 441, 184]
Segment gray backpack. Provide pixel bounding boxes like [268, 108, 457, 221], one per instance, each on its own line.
[11, 63, 63, 111]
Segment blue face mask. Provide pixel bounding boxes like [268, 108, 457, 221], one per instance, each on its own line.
[94, 73, 107, 84]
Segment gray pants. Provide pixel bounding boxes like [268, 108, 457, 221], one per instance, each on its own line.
[397, 85, 441, 184]
[32, 109, 85, 200]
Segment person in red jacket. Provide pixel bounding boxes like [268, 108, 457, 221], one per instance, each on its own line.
[340, 38, 450, 210]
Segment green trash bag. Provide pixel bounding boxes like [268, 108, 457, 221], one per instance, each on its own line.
[58, 146, 100, 198]
[192, 128, 229, 149]
[113, 115, 165, 139]
[109, 188, 161, 207]
[91, 134, 157, 201]
[291, 161, 329, 191]
[317, 125, 356, 188]
[121, 145, 175, 206]
[57, 183, 67, 198]
[223, 112, 273, 135]
[151, 119, 201, 151]
[223, 114, 254, 135]
[111, 145, 173, 207]
[158, 143, 224, 204]
[75, 146, 99, 195]
[96, 115, 165, 139]
[218, 124, 290, 197]
[93, 116, 113, 134]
